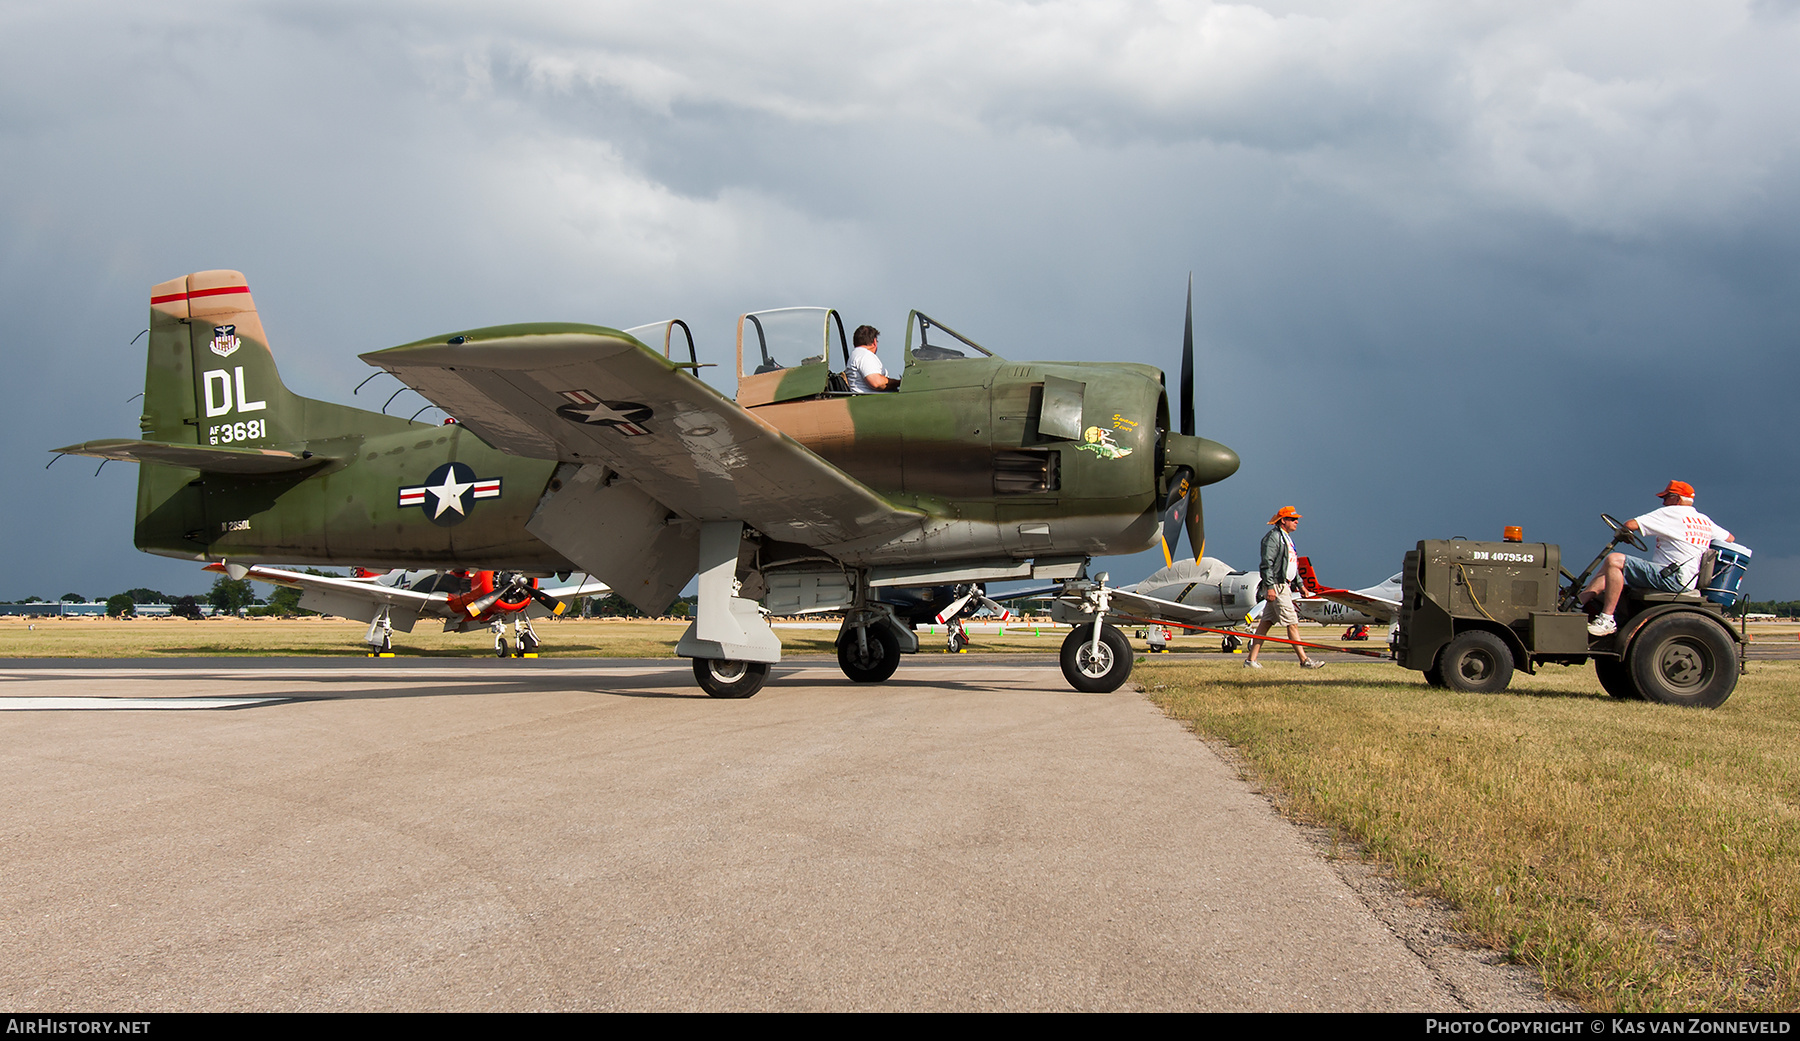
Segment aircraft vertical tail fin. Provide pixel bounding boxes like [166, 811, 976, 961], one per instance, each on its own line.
[1296, 555, 1322, 596]
[143, 271, 306, 448]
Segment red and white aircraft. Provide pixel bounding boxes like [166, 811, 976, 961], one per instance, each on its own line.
[206, 563, 610, 656]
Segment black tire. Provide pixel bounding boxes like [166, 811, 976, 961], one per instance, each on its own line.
[1423, 663, 1447, 688]
[1595, 657, 1640, 700]
[1221, 635, 1242, 653]
[693, 658, 769, 699]
[1627, 614, 1737, 708]
[496, 637, 509, 658]
[1060, 624, 1133, 693]
[1438, 630, 1514, 694]
[837, 624, 901, 683]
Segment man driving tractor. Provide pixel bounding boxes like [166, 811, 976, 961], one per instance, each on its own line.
[1578, 480, 1732, 637]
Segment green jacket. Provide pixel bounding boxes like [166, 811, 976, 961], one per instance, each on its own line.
[1257, 527, 1298, 601]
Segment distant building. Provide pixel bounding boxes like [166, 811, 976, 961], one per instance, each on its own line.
[0, 603, 61, 617]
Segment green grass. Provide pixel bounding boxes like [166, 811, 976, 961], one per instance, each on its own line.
[1137, 656, 1800, 1011]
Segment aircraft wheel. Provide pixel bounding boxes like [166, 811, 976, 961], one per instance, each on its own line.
[693, 658, 769, 699]
[837, 625, 901, 683]
[1060, 624, 1133, 694]
[1438, 631, 1514, 694]
[1221, 635, 1242, 653]
[1627, 614, 1736, 709]
[496, 637, 509, 658]
[1594, 657, 1641, 700]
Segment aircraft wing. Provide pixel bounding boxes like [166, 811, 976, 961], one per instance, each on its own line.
[1099, 587, 1240, 629]
[540, 574, 612, 601]
[209, 564, 448, 631]
[1313, 587, 1398, 623]
[361, 329, 924, 549]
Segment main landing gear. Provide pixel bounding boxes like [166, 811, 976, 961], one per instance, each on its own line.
[1055, 574, 1134, 693]
[492, 617, 540, 658]
[1060, 623, 1133, 693]
[693, 657, 769, 698]
[838, 623, 902, 682]
[832, 574, 915, 684]
[364, 606, 396, 658]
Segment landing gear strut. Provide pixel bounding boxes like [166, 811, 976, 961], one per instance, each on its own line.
[365, 606, 396, 657]
[1055, 574, 1134, 693]
[833, 571, 914, 683]
[492, 617, 540, 658]
[838, 623, 901, 682]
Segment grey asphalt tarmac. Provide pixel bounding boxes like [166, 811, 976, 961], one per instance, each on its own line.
[1, 658, 1549, 1012]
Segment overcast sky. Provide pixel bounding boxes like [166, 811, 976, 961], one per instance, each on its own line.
[4, 0, 1795, 602]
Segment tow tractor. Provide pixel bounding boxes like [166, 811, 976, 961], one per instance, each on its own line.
[1392, 519, 1751, 707]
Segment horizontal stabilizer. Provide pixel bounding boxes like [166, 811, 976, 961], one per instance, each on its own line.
[53, 439, 328, 475]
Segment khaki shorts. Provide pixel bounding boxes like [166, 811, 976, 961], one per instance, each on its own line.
[1264, 587, 1300, 627]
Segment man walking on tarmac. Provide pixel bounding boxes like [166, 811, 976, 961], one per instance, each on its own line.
[1579, 480, 1732, 637]
[1245, 506, 1325, 670]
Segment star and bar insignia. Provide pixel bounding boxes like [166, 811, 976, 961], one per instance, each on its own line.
[554, 390, 653, 435]
[398, 462, 501, 527]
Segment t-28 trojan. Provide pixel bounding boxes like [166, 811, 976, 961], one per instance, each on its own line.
[56, 270, 1239, 696]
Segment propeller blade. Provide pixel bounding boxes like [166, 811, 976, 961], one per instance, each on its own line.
[1186, 486, 1206, 562]
[1159, 466, 1193, 565]
[529, 586, 567, 616]
[467, 573, 544, 618]
[935, 590, 975, 625]
[971, 585, 1012, 621]
[1180, 272, 1194, 437]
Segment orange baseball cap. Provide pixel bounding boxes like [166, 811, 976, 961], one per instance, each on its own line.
[1657, 480, 1695, 498]
[1268, 506, 1302, 524]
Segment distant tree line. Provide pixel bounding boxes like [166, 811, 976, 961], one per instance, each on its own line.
[7, 573, 338, 619]
[1739, 600, 1800, 618]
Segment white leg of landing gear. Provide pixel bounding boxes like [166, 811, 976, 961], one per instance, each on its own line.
[1058, 571, 1133, 693]
[517, 617, 539, 657]
[491, 619, 509, 658]
[364, 606, 395, 657]
[677, 520, 781, 698]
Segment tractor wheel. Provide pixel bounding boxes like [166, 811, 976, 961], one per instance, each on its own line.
[1438, 631, 1514, 694]
[1627, 614, 1737, 709]
[1594, 657, 1640, 700]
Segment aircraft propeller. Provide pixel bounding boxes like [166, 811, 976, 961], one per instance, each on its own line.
[1160, 273, 1230, 564]
[934, 583, 1011, 625]
[464, 572, 567, 618]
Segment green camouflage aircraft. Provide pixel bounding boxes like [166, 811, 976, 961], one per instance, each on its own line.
[56, 270, 1239, 696]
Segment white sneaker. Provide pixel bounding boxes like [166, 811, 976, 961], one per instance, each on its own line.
[1587, 614, 1617, 636]
[1242, 660, 1262, 669]
[1300, 660, 1325, 669]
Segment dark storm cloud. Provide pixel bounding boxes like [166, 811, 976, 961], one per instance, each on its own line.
[4, 0, 1795, 601]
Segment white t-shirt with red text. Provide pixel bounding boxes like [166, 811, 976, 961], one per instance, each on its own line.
[1633, 505, 1727, 588]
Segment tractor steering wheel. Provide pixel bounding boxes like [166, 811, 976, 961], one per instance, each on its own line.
[1602, 513, 1648, 552]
